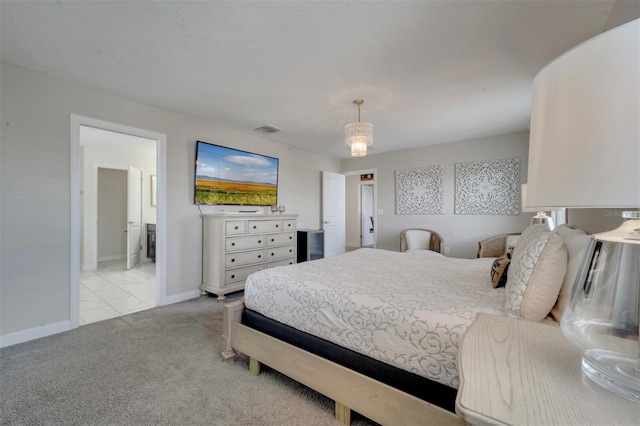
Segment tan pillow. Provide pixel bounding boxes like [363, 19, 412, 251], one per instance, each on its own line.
[550, 225, 592, 321]
[490, 254, 511, 288]
[505, 226, 568, 322]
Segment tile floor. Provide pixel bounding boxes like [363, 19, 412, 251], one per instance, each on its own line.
[79, 260, 157, 325]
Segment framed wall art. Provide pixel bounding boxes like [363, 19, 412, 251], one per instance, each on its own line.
[454, 158, 520, 215]
[395, 165, 444, 215]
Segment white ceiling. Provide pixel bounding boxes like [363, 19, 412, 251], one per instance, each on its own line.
[0, 1, 620, 159]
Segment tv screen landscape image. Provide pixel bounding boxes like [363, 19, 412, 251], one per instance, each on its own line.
[195, 141, 279, 206]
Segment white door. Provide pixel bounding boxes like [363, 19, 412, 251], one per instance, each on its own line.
[361, 184, 374, 247]
[127, 166, 142, 270]
[322, 171, 346, 258]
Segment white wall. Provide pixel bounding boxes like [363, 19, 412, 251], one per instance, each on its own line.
[0, 62, 339, 339]
[341, 132, 534, 258]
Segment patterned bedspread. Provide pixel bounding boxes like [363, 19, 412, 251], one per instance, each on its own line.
[244, 248, 505, 388]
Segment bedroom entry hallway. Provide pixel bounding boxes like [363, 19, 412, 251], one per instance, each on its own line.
[344, 169, 377, 251]
[71, 115, 167, 329]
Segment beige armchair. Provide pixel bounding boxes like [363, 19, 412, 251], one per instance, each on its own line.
[400, 229, 444, 254]
[476, 233, 521, 258]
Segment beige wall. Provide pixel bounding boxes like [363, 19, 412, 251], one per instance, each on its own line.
[0, 62, 339, 338]
[605, 1, 640, 31]
[341, 132, 534, 258]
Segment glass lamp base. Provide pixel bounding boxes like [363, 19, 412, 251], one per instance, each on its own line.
[582, 349, 640, 403]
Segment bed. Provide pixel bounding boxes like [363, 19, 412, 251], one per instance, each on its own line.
[222, 225, 586, 425]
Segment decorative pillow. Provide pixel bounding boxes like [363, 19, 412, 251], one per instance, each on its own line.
[505, 226, 568, 322]
[490, 253, 511, 288]
[550, 225, 592, 322]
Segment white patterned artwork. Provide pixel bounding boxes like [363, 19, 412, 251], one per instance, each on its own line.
[455, 158, 520, 215]
[395, 165, 444, 215]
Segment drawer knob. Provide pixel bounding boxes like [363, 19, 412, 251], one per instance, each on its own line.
[287, 224, 291, 227]
[234, 226, 239, 230]
[231, 242, 236, 246]
[258, 255, 262, 259]
[289, 236, 292, 240]
[258, 240, 262, 244]
[271, 238, 275, 242]
[231, 258, 235, 263]
[289, 249, 292, 252]
[253, 225, 257, 229]
[231, 274, 235, 279]
[271, 253, 275, 256]
[276, 224, 279, 228]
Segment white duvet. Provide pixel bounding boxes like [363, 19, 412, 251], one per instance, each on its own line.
[244, 248, 505, 388]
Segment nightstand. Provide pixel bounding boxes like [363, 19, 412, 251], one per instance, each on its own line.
[456, 313, 638, 426]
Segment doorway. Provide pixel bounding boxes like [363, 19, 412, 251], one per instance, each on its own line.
[343, 169, 377, 251]
[70, 116, 167, 328]
[361, 184, 374, 247]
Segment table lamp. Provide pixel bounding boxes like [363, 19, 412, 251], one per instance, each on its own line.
[527, 19, 640, 403]
[521, 183, 562, 230]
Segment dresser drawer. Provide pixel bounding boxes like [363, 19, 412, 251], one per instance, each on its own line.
[267, 232, 295, 246]
[268, 258, 296, 268]
[226, 220, 247, 235]
[225, 249, 266, 267]
[248, 220, 282, 234]
[225, 264, 264, 284]
[226, 235, 266, 251]
[283, 219, 296, 231]
[267, 245, 295, 261]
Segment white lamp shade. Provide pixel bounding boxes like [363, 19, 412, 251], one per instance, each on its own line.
[527, 19, 640, 209]
[521, 183, 562, 212]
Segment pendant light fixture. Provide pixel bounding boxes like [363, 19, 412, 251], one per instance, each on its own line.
[345, 99, 373, 157]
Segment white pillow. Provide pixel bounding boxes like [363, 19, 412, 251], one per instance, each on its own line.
[550, 225, 592, 321]
[505, 225, 568, 322]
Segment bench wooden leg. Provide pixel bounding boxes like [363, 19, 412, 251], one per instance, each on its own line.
[335, 401, 351, 425]
[249, 357, 261, 376]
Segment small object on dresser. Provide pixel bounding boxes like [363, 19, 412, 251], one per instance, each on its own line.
[270, 205, 278, 213]
[278, 205, 286, 214]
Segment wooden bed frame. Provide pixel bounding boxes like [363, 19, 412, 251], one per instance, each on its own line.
[222, 298, 464, 426]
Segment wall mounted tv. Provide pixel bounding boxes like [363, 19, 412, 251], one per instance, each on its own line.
[195, 141, 279, 206]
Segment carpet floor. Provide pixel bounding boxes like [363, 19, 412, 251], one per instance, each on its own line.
[0, 295, 376, 425]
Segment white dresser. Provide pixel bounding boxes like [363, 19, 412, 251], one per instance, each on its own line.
[201, 213, 298, 299]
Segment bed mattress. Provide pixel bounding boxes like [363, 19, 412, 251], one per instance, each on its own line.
[244, 248, 505, 388]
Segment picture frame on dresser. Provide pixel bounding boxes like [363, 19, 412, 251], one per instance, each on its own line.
[201, 213, 298, 299]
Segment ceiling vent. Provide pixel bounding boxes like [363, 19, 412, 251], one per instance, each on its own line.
[253, 124, 282, 134]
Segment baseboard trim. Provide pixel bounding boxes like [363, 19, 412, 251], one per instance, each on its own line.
[97, 254, 126, 262]
[160, 289, 201, 306]
[0, 320, 70, 348]
[1, 290, 201, 348]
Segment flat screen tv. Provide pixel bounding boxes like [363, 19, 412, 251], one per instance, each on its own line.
[195, 141, 279, 206]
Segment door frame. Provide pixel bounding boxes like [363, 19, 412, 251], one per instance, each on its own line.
[70, 115, 167, 329]
[342, 169, 378, 248]
[126, 165, 143, 270]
